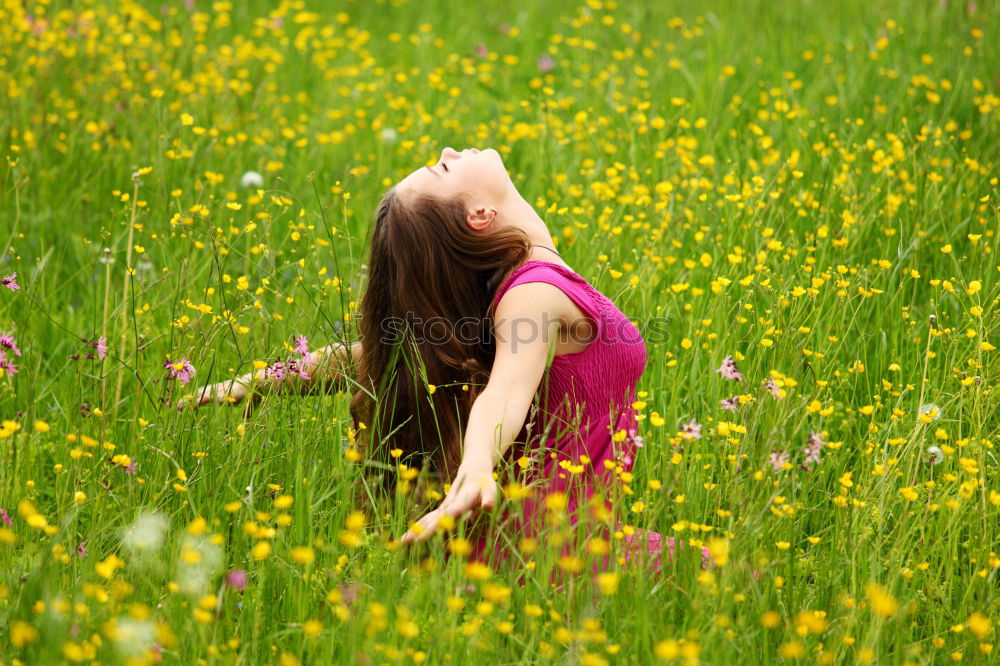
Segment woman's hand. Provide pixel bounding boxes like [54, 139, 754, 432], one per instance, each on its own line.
[399, 455, 497, 545]
[178, 372, 263, 416]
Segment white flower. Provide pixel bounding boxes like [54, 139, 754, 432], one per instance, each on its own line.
[176, 535, 222, 597]
[121, 511, 169, 553]
[380, 128, 398, 143]
[240, 170, 264, 188]
[925, 445, 944, 465]
[113, 618, 156, 657]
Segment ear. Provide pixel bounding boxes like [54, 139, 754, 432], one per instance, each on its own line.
[466, 206, 497, 233]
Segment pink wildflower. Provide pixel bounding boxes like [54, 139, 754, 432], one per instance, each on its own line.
[294, 335, 309, 358]
[0, 351, 18, 375]
[226, 569, 249, 591]
[769, 450, 789, 471]
[474, 43, 488, 57]
[720, 395, 740, 411]
[266, 359, 309, 382]
[679, 419, 703, 440]
[537, 53, 555, 72]
[716, 354, 744, 382]
[1, 273, 19, 290]
[93, 336, 108, 360]
[0, 508, 12, 526]
[0, 333, 20, 356]
[763, 377, 782, 398]
[164, 358, 195, 384]
[76, 541, 87, 557]
[802, 431, 825, 469]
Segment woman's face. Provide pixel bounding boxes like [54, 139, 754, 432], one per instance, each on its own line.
[396, 147, 514, 211]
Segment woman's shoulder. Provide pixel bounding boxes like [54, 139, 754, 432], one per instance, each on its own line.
[491, 260, 592, 307]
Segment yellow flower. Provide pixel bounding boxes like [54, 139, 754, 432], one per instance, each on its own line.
[448, 538, 471, 556]
[252, 541, 272, 561]
[706, 537, 730, 566]
[761, 611, 781, 628]
[779, 641, 805, 659]
[95, 554, 125, 579]
[303, 619, 322, 637]
[654, 639, 679, 659]
[967, 612, 991, 638]
[10, 620, 38, 647]
[291, 546, 315, 565]
[595, 572, 619, 595]
[464, 561, 491, 580]
[865, 582, 898, 617]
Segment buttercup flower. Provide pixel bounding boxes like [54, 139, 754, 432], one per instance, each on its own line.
[918, 403, 942, 422]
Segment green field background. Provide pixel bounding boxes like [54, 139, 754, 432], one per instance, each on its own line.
[0, 0, 998, 663]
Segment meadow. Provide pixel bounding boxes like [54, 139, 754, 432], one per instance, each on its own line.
[1, 0, 998, 663]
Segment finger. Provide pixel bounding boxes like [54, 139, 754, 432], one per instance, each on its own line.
[400, 511, 434, 544]
[401, 510, 440, 545]
[481, 482, 497, 509]
[442, 490, 476, 519]
[414, 510, 444, 542]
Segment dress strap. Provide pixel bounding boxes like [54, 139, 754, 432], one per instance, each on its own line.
[490, 260, 603, 329]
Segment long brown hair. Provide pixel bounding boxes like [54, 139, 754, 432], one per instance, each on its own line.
[349, 187, 532, 490]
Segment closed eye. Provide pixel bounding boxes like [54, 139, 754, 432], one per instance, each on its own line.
[442, 162, 449, 172]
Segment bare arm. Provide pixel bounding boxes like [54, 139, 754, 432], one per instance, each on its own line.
[183, 340, 363, 409]
[277, 340, 364, 396]
[400, 281, 567, 543]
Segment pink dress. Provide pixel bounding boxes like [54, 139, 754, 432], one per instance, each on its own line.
[469, 259, 669, 573]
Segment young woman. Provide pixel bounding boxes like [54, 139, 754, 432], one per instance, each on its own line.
[189, 147, 668, 571]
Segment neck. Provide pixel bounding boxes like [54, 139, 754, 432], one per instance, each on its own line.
[496, 193, 556, 249]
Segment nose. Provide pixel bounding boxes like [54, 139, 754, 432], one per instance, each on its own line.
[441, 146, 462, 161]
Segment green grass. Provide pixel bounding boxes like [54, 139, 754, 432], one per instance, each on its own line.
[1, 0, 998, 663]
